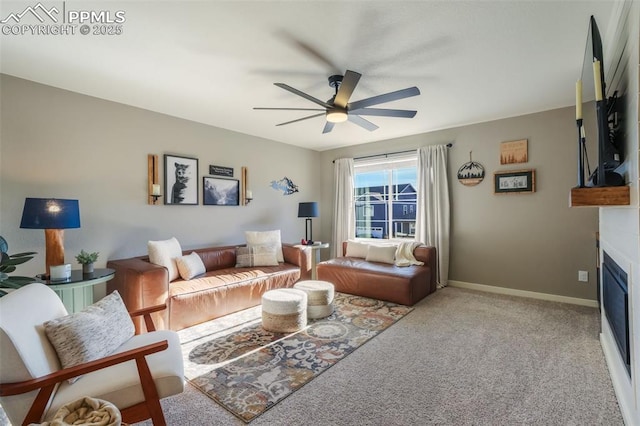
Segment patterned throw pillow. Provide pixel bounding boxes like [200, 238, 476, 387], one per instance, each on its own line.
[236, 245, 279, 267]
[245, 230, 283, 262]
[176, 252, 206, 280]
[148, 237, 183, 282]
[43, 291, 135, 383]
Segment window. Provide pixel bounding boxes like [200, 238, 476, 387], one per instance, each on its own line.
[354, 153, 417, 240]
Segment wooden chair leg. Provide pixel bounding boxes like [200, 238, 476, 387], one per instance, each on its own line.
[135, 357, 165, 426]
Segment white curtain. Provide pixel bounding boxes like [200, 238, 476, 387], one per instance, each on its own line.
[332, 158, 355, 257]
[415, 145, 450, 286]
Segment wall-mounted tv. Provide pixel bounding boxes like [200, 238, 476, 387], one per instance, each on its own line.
[579, 15, 624, 187]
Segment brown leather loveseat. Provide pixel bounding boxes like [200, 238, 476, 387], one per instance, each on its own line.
[316, 241, 437, 306]
[107, 243, 311, 332]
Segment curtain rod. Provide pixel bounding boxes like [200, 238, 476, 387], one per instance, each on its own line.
[332, 143, 453, 163]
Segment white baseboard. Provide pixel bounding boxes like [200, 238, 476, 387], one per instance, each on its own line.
[447, 280, 599, 308]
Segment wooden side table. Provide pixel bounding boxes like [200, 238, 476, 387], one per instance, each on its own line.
[40, 268, 115, 313]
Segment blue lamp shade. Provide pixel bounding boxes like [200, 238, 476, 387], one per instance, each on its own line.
[20, 198, 81, 229]
[298, 202, 319, 218]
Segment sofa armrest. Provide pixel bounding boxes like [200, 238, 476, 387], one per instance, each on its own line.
[107, 257, 170, 333]
[414, 246, 437, 291]
[282, 243, 312, 279]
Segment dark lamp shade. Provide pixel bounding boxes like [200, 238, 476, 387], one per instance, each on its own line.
[298, 202, 319, 218]
[20, 198, 81, 229]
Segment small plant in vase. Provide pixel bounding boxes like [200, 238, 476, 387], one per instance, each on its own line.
[76, 250, 99, 274]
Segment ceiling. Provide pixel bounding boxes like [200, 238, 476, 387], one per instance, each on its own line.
[0, 1, 618, 151]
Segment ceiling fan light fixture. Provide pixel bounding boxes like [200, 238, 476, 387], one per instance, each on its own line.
[326, 110, 348, 123]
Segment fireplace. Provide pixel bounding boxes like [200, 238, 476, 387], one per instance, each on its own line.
[602, 251, 630, 375]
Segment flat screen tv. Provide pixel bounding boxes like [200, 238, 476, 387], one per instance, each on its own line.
[582, 15, 624, 187]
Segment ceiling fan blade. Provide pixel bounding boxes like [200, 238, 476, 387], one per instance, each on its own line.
[348, 115, 379, 132]
[274, 83, 332, 108]
[349, 108, 417, 118]
[322, 121, 335, 134]
[348, 86, 420, 111]
[254, 107, 325, 111]
[334, 70, 362, 108]
[276, 113, 325, 127]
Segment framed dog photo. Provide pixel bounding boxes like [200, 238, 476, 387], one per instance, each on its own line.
[494, 169, 536, 194]
[164, 154, 198, 205]
[203, 177, 240, 206]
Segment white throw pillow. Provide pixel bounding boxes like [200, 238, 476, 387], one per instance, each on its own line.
[43, 291, 135, 383]
[345, 240, 369, 258]
[148, 237, 182, 282]
[175, 252, 206, 280]
[236, 245, 279, 267]
[245, 230, 284, 262]
[365, 244, 397, 264]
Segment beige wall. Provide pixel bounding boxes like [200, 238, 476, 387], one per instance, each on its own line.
[320, 105, 600, 300]
[1, 74, 602, 303]
[0, 75, 322, 292]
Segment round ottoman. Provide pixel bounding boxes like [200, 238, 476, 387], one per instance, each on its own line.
[294, 280, 335, 319]
[262, 288, 308, 332]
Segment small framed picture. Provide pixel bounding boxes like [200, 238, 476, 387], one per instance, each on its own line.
[164, 154, 198, 205]
[203, 177, 240, 206]
[494, 169, 536, 194]
[500, 139, 528, 165]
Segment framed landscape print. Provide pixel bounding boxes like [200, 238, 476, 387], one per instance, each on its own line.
[494, 169, 536, 194]
[500, 139, 528, 165]
[203, 177, 240, 206]
[164, 154, 198, 205]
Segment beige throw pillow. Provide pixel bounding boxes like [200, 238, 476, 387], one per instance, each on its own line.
[236, 245, 279, 267]
[345, 240, 369, 258]
[176, 252, 206, 280]
[245, 230, 284, 262]
[148, 237, 182, 281]
[365, 244, 397, 264]
[43, 291, 134, 383]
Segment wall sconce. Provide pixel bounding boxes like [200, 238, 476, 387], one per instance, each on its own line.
[241, 166, 253, 205]
[148, 154, 162, 204]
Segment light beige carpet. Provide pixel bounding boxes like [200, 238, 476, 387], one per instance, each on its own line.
[135, 287, 622, 425]
[2, 286, 620, 425]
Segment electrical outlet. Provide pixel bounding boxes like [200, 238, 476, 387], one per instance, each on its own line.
[578, 270, 589, 282]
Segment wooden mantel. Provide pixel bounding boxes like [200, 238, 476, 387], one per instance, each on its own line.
[570, 186, 630, 207]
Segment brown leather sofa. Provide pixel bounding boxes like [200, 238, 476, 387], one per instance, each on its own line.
[316, 242, 437, 306]
[107, 243, 311, 332]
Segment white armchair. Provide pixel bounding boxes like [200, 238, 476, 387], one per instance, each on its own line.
[0, 283, 184, 425]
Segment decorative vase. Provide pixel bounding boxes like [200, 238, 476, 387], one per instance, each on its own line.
[82, 263, 94, 274]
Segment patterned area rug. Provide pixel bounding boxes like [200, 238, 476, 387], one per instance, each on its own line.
[179, 293, 414, 422]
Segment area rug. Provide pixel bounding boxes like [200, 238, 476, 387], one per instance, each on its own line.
[179, 293, 413, 422]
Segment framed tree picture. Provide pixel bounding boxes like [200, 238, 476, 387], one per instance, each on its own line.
[203, 177, 240, 206]
[494, 169, 536, 194]
[164, 154, 198, 205]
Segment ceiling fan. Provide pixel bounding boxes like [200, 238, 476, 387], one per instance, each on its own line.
[254, 70, 420, 134]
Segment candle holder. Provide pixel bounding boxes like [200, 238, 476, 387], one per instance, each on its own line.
[151, 194, 162, 204]
[576, 118, 588, 188]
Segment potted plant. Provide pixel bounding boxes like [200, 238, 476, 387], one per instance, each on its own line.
[0, 236, 37, 297]
[75, 250, 99, 274]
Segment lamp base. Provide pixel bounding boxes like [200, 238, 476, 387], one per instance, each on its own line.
[44, 229, 65, 277]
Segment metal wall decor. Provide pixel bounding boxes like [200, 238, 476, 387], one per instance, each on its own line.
[270, 177, 299, 195]
[457, 151, 485, 186]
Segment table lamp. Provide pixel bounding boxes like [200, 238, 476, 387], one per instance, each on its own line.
[20, 198, 80, 278]
[298, 202, 319, 243]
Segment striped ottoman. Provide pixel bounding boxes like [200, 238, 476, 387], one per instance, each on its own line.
[261, 288, 308, 333]
[294, 280, 335, 319]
